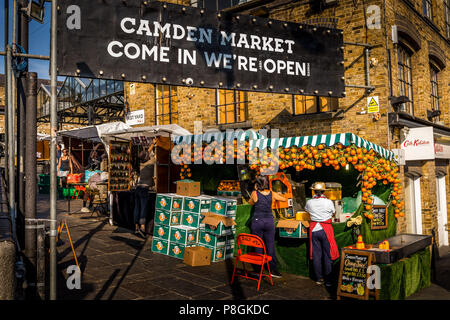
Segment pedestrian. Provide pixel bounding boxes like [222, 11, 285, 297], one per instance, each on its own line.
[134, 138, 158, 237]
[57, 148, 73, 188]
[56, 144, 62, 163]
[305, 182, 339, 286]
[248, 175, 287, 278]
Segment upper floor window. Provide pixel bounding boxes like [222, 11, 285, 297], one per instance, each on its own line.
[445, 0, 450, 38]
[192, 0, 250, 10]
[430, 64, 440, 119]
[397, 45, 414, 114]
[292, 95, 338, 115]
[155, 85, 178, 125]
[423, 0, 433, 20]
[216, 89, 248, 124]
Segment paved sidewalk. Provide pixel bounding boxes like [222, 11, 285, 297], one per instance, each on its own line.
[37, 194, 450, 300]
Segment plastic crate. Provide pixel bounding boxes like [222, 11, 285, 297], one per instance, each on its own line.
[38, 184, 50, 194]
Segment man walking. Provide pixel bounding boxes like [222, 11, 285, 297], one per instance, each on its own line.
[305, 182, 339, 286]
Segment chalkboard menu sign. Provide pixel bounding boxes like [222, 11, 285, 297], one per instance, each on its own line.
[370, 205, 388, 230]
[337, 249, 373, 300]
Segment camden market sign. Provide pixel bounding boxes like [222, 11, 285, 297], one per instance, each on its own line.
[57, 1, 345, 97]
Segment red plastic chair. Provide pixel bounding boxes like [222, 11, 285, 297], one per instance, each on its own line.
[230, 233, 274, 291]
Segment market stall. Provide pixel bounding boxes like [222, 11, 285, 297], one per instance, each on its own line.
[101, 124, 192, 232]
[163, 131, 431, 299]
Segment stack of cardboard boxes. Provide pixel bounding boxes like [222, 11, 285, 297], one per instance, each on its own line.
[151, 182, 237, 264]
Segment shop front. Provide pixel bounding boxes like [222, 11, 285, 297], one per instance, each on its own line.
[156, 130, 432, 299]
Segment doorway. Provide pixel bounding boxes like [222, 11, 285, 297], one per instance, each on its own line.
[405, 174, 422, 234]
[436, 174, 449, 246]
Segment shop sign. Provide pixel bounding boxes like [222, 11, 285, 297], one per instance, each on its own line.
[435, 141, 450, 159]
[57, 1, 344, 96]
[337, 250, 374, 300]
[401, 127, 435, 161]
[125, 109, 145, 126]
[370, 205, 388, 230]
[367, 96, 379, 113]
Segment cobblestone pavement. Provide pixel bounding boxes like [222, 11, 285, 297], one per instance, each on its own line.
[36, 194, 450, 300]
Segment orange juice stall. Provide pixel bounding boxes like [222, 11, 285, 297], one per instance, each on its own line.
[173, 132, 432, 299]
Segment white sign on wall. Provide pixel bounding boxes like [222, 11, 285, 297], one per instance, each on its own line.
[401, 127, 435, 161]
[125, 109, 145, 126]
[435, 142, 450, 159]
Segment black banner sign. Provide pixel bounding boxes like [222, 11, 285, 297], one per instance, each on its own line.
[57, 1, 345, 96]
[370, 205, 388, 230]
[337, 249, 373, 300]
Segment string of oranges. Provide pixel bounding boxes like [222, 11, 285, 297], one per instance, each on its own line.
[177, 140, 404, 221]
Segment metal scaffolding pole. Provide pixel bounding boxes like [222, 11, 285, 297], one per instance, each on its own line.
[6, 46, 16, 242]
[4, 0, 9, 183]
[49, 0, 58, 300]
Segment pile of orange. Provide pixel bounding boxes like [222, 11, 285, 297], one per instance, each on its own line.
[177, 140, 403, 221]
[217, 180, 241, 191]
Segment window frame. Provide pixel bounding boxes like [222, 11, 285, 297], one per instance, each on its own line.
[445, 0, 450, 39]
[154, 85, 178, 125]
[397, 45, 414, 115]
[215, 89, 249, 125]
[292, 95, 339, 115]
[423, 0, 433, 21]
[429, 63, 440, 121]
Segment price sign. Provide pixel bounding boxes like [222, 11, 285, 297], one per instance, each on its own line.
[337, 249, 373, 300]
[370, 205, 388, 230]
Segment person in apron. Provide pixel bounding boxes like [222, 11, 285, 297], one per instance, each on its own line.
[249, 175, 287, 278]
[305, 182, 339, 286]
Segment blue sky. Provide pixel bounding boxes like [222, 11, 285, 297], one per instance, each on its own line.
[1, 1, 52, 79]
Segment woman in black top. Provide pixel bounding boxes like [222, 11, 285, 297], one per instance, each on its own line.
[248, 175, 287, 278]
[57, 149, 73, 188]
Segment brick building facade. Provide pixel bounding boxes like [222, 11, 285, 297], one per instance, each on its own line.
[123, 0, 449, 246]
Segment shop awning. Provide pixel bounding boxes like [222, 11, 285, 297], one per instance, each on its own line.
[173, 129, 262, 145]
[57, 121, 132, 142]
[102, 124, 192, 142]
[249, 133, 394, 160]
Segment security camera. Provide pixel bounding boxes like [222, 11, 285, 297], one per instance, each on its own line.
[185, 78, 194, 86]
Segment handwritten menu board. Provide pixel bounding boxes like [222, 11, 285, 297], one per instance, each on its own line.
[108, 141, 131, 191]
[337, 249, 373, 300]
[371, 205, 388, 230]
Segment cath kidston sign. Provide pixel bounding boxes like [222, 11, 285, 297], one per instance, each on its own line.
[401, 127, 435, 161]
[57, 1, 344, 96]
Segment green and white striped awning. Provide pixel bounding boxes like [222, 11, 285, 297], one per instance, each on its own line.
[173, 129, 261, 145]
[249, 133, 394, 160]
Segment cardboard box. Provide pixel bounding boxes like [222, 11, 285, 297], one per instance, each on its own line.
[199, 244, 226, 263]
[176, 181, 201, 197]
[183, 196, 212, 214]
[201, 212, 237, 236]
[183, 246, 212, 266]
[153, 223, 170, 240]
[155, 209, 181, 226]
[155, 193, 183, 211]
[169, 225, 198, 245]
[210, 197, 238, 216]
[198, 229, 227, 247]
[151, 238, 169, 255]
[181, 211, 201, 229]
[277, 219, 309, 238]
[168, 241, 190, 259]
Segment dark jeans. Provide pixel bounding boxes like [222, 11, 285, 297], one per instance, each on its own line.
[251, 216, 277, 272]
[133, 186, 149, 226]
[311, 229, 332, 283]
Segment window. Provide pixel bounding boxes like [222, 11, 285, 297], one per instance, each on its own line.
[445, 0, 450, 38]
[216, 89, 248, 124]
[293, 95, 338, 115]
[430, 64, 440, 120]
[397, 45, 414, 114]
[192, 0, 250, 10]
[423, 0, 433, 20]
[155, 85, 178, 125]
